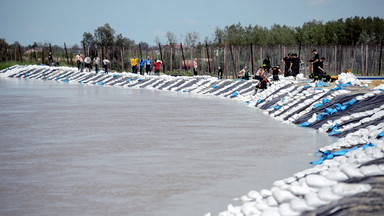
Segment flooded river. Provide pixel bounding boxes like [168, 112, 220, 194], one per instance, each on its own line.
[0, 78, 335, 216]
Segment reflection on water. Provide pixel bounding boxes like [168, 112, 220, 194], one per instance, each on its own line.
[0, 78, 336, 216]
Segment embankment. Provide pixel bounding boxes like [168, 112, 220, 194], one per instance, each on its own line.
[1, 65, 384, 216]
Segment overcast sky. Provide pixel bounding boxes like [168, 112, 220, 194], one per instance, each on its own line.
[1, 0, 383, 47]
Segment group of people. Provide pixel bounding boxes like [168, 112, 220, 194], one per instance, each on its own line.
[310, 49, 330, 82]
[130, 56, 163, 76]
[217, 49, 330, 94]
[75, 53, 109, 73]
[73, 49, 329, 86]
[74, 53, 163, 75]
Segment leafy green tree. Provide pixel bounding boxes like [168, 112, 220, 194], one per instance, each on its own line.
[211, 16, 384, 46]
[0, 38, 8, 61]
[82, 32, 94, 49]
[115, 33, 134, 48]
[94, 23, 115, 48]
[139, 41, 149, 50]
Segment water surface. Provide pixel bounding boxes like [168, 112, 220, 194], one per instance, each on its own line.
[0, 78, 335, 216]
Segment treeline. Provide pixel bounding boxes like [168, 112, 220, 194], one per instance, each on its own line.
[0, 16, 383, 76]
[212, 16, 384, 46]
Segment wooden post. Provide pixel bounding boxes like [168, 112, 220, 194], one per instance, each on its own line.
[366, 44, 369, 76]
[180, 43, 186, 69]
[223, 46, 226, 79]
[298, 43, 302, 59]
[56, 47, 59, 63]
[235, 47, 241, 71]
[250, 43, 254, 74]
[70, 48, 73, 66]
[361, 44, 364, 76]
[201, 46, 205, 75]
[334, 45, 337, 75]
[230, 44, 236, 79]
[206, 42, 212, 74]
[121, 46, 124, 71]
[64, 43, 69, 65]
[111, 46, 115, 71]
[339, 46, 343, 74]
[42, 48, 45, 65]
[158, 43, 165, 73]
[33, 45, 37, 63]
[190, 46, 193, 75]
[379, 40, 383, 76]
[170, 46, 173, 73]
[139, 43, 143, 59]
[5, 46, 8, 62]
[18, 44, 23, 62]
[82, 41, 86, 56]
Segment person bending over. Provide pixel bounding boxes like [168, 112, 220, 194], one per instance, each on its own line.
[318, 57, 331, 82]
[271, 65, 281, 81]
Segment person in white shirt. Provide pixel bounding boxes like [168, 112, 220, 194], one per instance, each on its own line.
[103, 57, 110, 74]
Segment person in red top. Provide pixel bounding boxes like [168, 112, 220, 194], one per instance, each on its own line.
[153, 59, 162, 76]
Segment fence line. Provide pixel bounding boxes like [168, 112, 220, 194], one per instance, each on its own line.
[1, 44, 383, 77]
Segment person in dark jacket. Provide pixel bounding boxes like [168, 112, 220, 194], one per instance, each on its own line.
[290, 53, 302, 78]
[310, 49, 320, 81]
[281, 53, 291, 77]
[262, 56, 271, 76]
[271, 65, 281, 81]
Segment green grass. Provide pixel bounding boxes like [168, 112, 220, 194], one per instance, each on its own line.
[166, 69, 195, 76]
[0, 61, 39, 70]
[166, 69, 217, 77]
[0, 61, 75, 71]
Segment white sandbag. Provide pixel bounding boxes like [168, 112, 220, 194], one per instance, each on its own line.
[267, 195, 279, 207]
[261, 207, 280, 216]
[241, 202, 261, 216]
[260, 189, 273, 198]
[248, 190, 263, 201]
[354, 151, 367, 159]
[256, 201, 270, 211]
[341, 165, 365, 178]
[317, 186, 342, 202]
[305, 192, 330, 208]
[322, 159, 340, 167]
[360, 164, 384, 176]
[332, 183, 371, 197]
[227, 204, 241, 214]
[272, 189, 296, 204]
[323, 170, 349, 182]
[289, 198, 315, 213]
[372, 148, 384, 158]
[218, 211, 232, 216]
[278, 203, 300, 216]
[305, 174, 337, 188]
[288, 185, 311, 196]
[241, 195, 254, 202]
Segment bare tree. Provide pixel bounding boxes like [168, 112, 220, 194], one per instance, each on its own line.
[154, 36, 161, 45]
[166, 31, 178, 73]
[184, 31, 199, 48]
[184, 31, 200, 74]
[166, 31, 177, 47]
